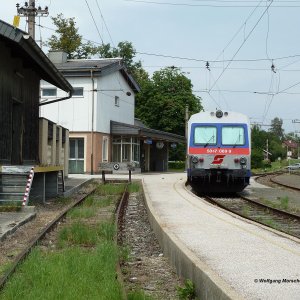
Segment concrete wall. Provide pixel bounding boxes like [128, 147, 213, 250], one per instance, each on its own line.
[69, 132, 111, 174]
[39, 118, 69, 176]
[40, 71, 135, 134]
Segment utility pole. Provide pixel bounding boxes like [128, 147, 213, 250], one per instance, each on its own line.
[16, 1, 49, 40]
[185, 104, 189, 170]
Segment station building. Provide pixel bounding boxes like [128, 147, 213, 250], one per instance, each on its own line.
[41, 51, 184, 173]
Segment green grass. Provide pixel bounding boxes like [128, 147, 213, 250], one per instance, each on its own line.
[67, 206, 96, 219]
[279, 196, 289, 210]
[95, 183, 126, 196]
[83, 195, 114, 208]
[0, 244, 123, 300]
[128, 183, 140, 193]
[57, 222, 99, 247]
[177, 279, 197, 300]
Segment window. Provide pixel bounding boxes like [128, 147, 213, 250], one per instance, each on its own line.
[112, 137, 140, 166]
[194, 126, 217, 145]
[222, 126, 245, 146]
[42, 88, 57, 97]
[102, 137, 108, 162]
[69, 138, 84, 173]
[115, 96, 120, 107]
[73, 87, 84, 97]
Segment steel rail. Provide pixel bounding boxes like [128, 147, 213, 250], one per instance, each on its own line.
[0, 180, 131, 292]
[270, 174, 300, 192]
[196, 192, 300, 240]
[0, 180, 129, 291]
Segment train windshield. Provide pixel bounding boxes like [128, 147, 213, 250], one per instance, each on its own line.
[222, 126, 245, 146]
[194, 126, 217, 145]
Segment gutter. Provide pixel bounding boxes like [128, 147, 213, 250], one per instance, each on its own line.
[39, 90, 73, 106]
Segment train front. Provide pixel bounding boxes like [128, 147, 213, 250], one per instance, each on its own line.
[187, 110, 251, 193]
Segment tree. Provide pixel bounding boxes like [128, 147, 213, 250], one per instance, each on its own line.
[136, 67, 202, 137]
[97, 41, 149, 84]
[45, 14, 99, 59]
[269, 117, 284, 140]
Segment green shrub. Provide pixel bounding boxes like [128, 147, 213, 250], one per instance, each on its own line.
[169, 161, 185, 170]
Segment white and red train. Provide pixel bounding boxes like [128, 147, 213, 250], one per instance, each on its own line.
[187, 110, 251, 193]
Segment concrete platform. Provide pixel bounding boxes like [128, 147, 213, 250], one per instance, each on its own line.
[140, 173, 300, 300]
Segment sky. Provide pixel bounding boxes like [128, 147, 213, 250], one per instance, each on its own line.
[1, 0, 300, 134]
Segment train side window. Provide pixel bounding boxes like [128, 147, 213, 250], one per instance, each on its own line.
[222, 126, 245, 146]
[194, 126, 217, 145]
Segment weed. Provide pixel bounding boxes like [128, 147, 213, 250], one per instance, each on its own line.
[118, 245, 131, 263]
[279, 196, 289, 210]
[57, 222, 98, 247]
[0, 244, 123, 299]
[242, 206, 249, 216]
[67, 206, 96, 219]
[96, 183, 126, 196]
[177, 279, 197, 300]
[83, 195, 114, 208]
[99, 222, 116, 241]
[128, 183, 140, 193]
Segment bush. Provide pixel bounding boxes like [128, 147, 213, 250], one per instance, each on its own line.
[169, 161, 185, 170]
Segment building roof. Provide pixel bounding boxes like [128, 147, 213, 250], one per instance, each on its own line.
[283, 140, 298, 149]
[0, 20, 72, 93]
[111, 120, 185, 144]
[51, 55, 140, 93]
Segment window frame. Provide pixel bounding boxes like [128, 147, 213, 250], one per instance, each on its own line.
[115, 96, 120, 107]
[193, 125, 217, 146]
[72, 87, 84, 97]
[42, 88, 57, 97]
[221, 126, 246, 146]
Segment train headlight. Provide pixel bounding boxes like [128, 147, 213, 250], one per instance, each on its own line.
[240, 156, 247, 165]
[192, 156, 199, 164]
[216, 110, 223, 118]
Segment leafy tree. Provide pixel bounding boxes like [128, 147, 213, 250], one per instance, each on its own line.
[45, 14, 99, 59]
[269, 117, 284, 140]
[136, 67, 202, 136]
[96, 41, 149, 84]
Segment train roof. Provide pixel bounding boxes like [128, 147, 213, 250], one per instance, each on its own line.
[188, 110, 250, 124]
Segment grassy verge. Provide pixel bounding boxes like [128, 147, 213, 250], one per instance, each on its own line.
[0, 183, 127, 300]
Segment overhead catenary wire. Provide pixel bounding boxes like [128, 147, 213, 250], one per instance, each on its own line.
[124, 0, 300, 7]
[84, 0, 104, 45]
[208, 0, 274, 92]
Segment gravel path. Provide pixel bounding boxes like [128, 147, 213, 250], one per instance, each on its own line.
[121, 190, 182, 299]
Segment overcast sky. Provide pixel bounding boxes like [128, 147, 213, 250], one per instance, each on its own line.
[1, 0, 300, 133]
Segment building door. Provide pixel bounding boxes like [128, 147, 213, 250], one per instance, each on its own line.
[69, 138, 84, 173]
[11, 102, 23, 165]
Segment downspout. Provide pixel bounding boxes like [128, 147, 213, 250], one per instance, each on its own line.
[39, 90, 73, 106]
[91, 69, 95, 175]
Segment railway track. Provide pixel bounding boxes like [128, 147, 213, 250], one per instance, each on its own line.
[202, 193, 300, 239]
[0, 180, 129, 291]
[255, 171, 300, 192]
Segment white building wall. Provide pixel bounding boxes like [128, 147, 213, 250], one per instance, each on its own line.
[40, 70, 135, 133]
[96, 72, 134, 133]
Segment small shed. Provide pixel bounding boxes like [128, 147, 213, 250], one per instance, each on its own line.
[0, 20, 72, 165]
[0, 20, 73, 205]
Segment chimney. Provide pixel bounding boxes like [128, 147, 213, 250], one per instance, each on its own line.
[48, 50, 68, 64]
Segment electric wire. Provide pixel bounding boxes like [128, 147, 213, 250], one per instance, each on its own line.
[84, 0, 104, 44]
[208, 0, 274, 92]
[124, 0, 300, 7]
[95, 0, 115, 47]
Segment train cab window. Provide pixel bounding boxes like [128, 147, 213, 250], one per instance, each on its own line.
[222, 126, 245, 146]
[194, 126, 217, 145]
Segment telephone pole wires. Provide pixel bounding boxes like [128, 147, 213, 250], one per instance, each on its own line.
[16, 1, 49, 40]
